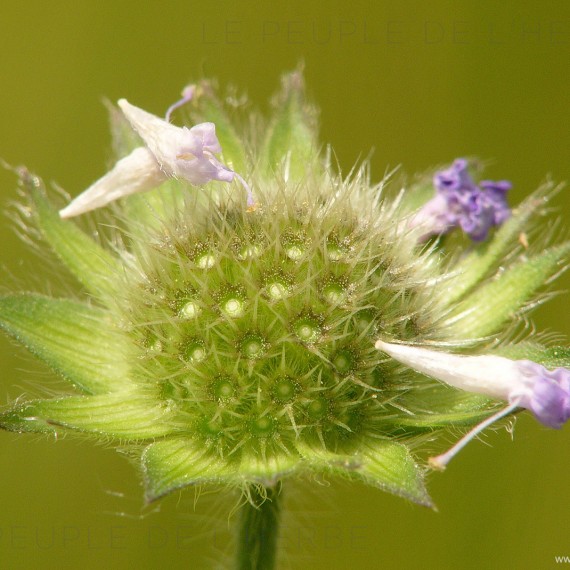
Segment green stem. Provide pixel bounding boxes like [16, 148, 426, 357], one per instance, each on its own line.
[236, 483, 283, 570]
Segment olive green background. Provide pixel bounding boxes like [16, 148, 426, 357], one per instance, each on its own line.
[1, 2, 569, 569]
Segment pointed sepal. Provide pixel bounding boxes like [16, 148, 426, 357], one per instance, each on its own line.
[0, 405, 58, 435]
[354, 442, 433, 507]
[0, 294, 132, 394]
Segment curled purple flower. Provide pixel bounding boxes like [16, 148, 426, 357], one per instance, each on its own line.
[512, 361, 570, 429]
[479, 179, 512, 225]
[433, 158, 474, 192]
[411, 158, 511, 242]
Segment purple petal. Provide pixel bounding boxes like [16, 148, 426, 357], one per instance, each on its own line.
[188, 123, 222, 155]
[479, 180, 512, 225]
[480, 179, 512, 195]
[178, 127, 206, 158]
[176, 155, 235, 186]
[514, 361, 570, 429]
[433, 158, 474, 193]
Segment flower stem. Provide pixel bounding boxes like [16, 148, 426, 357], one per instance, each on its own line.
[236, 483, 283, 570]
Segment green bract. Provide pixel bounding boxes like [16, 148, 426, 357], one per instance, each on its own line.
[1, 72, 567, 511]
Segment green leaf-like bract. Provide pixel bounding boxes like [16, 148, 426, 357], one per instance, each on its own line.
[260, 70, 318, 181]
[143, 438, 431, 507]
[448, 241, 570, 339]
[143, 437, 300, 502]
[299, 441, 432, 507]
[495, 342, 570, 369]
[0, 393, 175, 440]
[393, 384, 496, 429]
[27, 177, 121, 298]
[0, 294, 131, 394]
[445, 188, 551, 305]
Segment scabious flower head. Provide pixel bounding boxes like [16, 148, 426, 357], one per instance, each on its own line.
[2, 71, 570, 511]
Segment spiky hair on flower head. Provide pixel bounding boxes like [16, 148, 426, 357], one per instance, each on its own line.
[1, 70, 570, 519]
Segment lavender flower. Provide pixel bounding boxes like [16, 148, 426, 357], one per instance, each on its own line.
[375, 340, 570, 429]
[375, 340, 570, 467]
[411, 158, 512, 241]
[59, 99, 252, 219]
[514, 361, 570, 429]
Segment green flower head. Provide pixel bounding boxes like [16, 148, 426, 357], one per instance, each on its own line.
[2, 70, 570, 512]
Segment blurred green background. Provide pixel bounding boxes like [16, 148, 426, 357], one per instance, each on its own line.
[1, 1, 569, 569]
